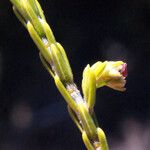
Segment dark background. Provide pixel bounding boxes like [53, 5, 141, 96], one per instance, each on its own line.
[0, 0, 150, 150]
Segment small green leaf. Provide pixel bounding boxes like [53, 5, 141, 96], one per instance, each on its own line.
[10, 0, 28, 21]
[87, 69, 96, 109]
[54, 75, 77, 112]
[34, 0, 46, 20]
[13, 6, 27, 28]
[22, 0, 45, 36]
[40, 19, 55, 44]
[39, 53, 54, 78]
[97, 128, 109, 150]
[50, 43, 73, 83]
[56, 42, 73, 82]
[27, 22, 52, 64]
[67, 105, 83, 132]
[82, 65, 90, 102]
[82, 65, 96, 109]
[77, 101, 97, 139]
[10, 0, 21, 11]
[28, 0, 39, 16]
[82, 131, 95, 150]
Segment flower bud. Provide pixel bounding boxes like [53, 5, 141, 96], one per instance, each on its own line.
[50, 43, 73, 83]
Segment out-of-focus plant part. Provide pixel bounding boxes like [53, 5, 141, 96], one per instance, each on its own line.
[9, 0, 127, 149]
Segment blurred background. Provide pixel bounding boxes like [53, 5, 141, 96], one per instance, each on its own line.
[0, 0, 150, 150]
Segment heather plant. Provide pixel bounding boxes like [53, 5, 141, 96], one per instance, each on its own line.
[9, 0, 127, 150]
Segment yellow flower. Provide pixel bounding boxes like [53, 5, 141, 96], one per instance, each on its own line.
[91, 61, 127, 91]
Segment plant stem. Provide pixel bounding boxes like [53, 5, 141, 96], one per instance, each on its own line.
[66, 83, 100, 149]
